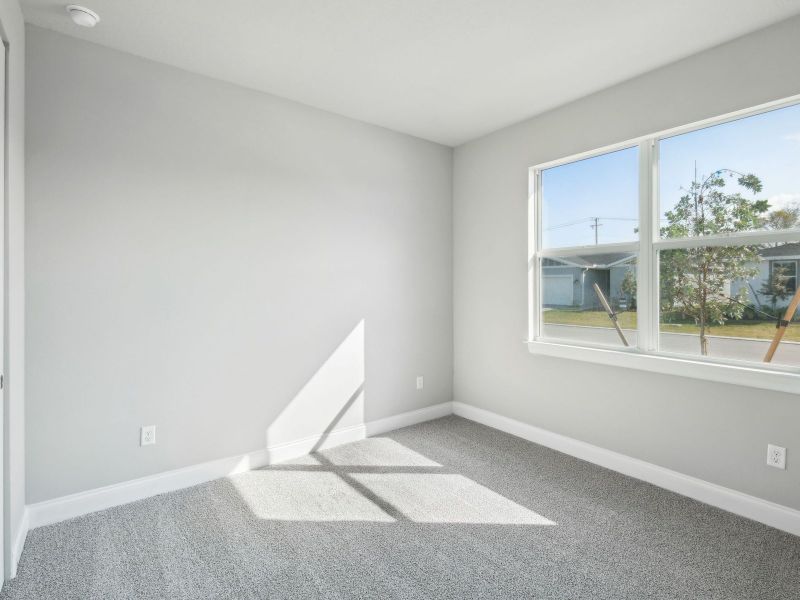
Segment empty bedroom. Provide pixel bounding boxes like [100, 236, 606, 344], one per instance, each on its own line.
[0, 0, 797, 598]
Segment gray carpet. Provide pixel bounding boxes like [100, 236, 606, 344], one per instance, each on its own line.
[3, 416, 800, 599]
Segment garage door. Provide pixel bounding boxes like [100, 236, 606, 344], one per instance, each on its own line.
[543, 275, 573, 306]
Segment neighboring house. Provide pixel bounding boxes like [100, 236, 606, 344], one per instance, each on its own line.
[731, 242, 800, 309]
[542, 253, 636, 309]
[545, 244, 799, 313]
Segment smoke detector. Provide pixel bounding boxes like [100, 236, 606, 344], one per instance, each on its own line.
[66, 5, 100, 27]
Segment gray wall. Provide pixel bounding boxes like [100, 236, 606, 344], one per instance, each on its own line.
[454, 16, 800, 510]
[0, 0, 25, 580]
[26, 27, 453, 503]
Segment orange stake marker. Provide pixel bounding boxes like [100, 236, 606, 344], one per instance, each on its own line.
[593, 282, 629, 347]
[764, 286, 800, 363]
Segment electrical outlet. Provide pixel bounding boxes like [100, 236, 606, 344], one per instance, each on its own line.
[140, 425, 156, 447]
[416, 376, 424, 390]
[767, 444, 786, 470]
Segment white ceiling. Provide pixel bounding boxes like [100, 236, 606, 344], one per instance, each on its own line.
[21, 1, 800, 146]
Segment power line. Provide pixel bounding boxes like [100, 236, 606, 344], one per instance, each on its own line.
[545, 215, 669, 230]
[544, 217, 593, 230]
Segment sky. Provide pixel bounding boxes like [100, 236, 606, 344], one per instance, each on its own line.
[540, 102, 800, 249]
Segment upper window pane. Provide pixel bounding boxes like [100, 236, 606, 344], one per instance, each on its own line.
[659, 103, 800, 238]
[541, 147, 639, 249]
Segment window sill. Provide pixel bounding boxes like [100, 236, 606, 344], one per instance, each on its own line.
[526, 339, 800, 394]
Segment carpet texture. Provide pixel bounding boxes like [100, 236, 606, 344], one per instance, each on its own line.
[3, 416, 800, 599]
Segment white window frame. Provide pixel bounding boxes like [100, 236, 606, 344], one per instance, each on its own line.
[527, 94, 800, 394]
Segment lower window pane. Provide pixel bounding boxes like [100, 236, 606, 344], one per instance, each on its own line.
[540, 252, 637, 347]
[659, 245, 800, 368]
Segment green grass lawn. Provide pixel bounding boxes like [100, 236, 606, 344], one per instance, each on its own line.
[543, 309, 800, 341]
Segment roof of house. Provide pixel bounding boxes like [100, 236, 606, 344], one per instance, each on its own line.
[543, 253, 635, 269]
[759, 242, 800, 258]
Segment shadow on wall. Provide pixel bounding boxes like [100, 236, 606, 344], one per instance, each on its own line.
[266, 320, 366, 453]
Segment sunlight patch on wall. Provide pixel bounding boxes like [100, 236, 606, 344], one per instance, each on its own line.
[266, 320, 365, 449]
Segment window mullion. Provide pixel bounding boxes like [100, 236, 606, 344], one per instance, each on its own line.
[653, 228, 800, 250]
[637, 138, 658, 352]
[538, 241, 640, 258]
[528, 169, 539, 341]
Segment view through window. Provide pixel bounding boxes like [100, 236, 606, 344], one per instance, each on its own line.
[532, 100, 800, 371]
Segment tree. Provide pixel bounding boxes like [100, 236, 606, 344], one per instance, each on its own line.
[660, 170, 767, 355]
[758, 263, 792, 314]
[620, 268, 637, 309]
[764, 202, 800, 231]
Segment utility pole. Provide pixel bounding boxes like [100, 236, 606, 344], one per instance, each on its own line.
[590, 217, 602, 245]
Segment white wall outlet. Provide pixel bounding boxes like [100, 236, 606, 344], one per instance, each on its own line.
[767, 444, 786, 470]
[140, 425, 156, 446]
[416, 375, 424, 390]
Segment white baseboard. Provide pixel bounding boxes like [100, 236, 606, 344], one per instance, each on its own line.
[266, 424, 367, 464]
[25, 397, 796, 564]
[9, 508, 29, 579]
[453, 401, 800, 537]
[366, 401, 453, 436]
[25, 402, 452, 532]
[27, 448, 271, 530]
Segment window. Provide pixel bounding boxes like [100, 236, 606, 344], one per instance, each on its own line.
[771, 260, 797, 293]
[529, 97, 800, 392]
